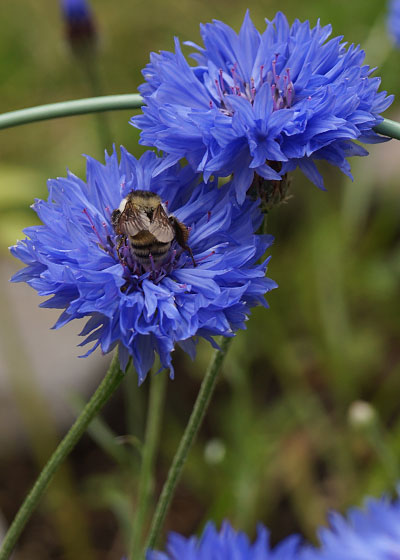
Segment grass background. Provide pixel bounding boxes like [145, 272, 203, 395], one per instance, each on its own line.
[1, 0, 400, 558]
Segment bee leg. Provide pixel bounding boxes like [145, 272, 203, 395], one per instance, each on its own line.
[115, 234, 127, 259]
[186, 245, 196, 268]
[169, 216, 196, 267]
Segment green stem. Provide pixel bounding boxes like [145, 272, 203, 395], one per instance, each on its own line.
[130, 369, 167, 558]
[142, 337, 233, 557]
[0, 93, 399, 141]
[374, 119, 400, 141]
[0, 94, 142, 130]
[0, 352, 125, 560]
[78, 50, 114, 151]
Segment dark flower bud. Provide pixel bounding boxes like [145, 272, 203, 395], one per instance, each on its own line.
[60, 0, 97, 53]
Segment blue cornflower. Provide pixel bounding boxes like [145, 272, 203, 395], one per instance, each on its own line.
[131, 11, 393, 204]
[388, 0, 400, 47]
[147, 521, 302, 560]
[10, 149, 276, 383]
[306, 493, 400, 559]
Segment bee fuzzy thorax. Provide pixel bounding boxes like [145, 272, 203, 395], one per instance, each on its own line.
[117, 190, 161, 214]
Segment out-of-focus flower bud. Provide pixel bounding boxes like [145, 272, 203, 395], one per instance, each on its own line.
[60, 0, 97, 54]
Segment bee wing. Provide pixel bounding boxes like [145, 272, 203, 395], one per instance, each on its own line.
[118, 202, 151, 236]
[149, 204, 175, 243]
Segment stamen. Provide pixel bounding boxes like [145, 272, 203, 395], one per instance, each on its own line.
[271, 84, 279, 111]
[286, 85, 294, 107]
[213, 56, 293, 116]
[119, 180, 126, 197]
[83, 208, 105, 247]
[214, 78, 225, 103]
[259, 64, 264, 86]
[219, 69, 226, 94]
[250, 77, 256, 102]
[230, 63, 244, 88]
[195, 250, 215, 263]
[272, 57, 279, 83]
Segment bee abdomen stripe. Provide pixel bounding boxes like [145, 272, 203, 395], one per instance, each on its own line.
[134, 247, 169, 256]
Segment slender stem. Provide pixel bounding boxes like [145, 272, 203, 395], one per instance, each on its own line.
[0, 93, 399, 141]
[0, 94, 142, 130]
[374, 119, 400, 141]
[0, 352, 125, 560]
[142, 337, 233, 557]
[77, 50, 114, 151]
[130, 369, 167, 558]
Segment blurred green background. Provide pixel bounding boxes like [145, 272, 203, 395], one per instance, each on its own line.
[1, 0, 400, 558]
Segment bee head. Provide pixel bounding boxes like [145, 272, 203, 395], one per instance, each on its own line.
[118, 190, 162, 215]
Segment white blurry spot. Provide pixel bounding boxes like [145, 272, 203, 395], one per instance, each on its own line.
[348, 400, 376, 429]
[118, 197, 128, 212]
[204, 438, 226, 465]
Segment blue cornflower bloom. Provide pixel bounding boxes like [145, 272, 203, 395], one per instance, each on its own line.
[131, 11, 393, 204]
[10, 149, 276, 383]
[147, 521, 302, 560]
[388, 0, 400, 47]
[306, 493, 400, 559]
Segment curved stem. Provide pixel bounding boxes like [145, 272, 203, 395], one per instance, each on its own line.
[0, 94, 143, 130]
[142, 337, 233, 558]
[374, 118, 400, 141]
[0, 94, 399, 141]
[0, 352, 125, 560]
[130, 369, 167, 558]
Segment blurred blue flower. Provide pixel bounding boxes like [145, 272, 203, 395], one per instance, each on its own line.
[147, 521, 302, 560]
[60, 0, 96, 49]
[388, 0, 400, 47]
[131, 11, 393, 204]
[306, 493, 400, 559]
[11, 149, 276, 383]
[146, 494, 400, 560]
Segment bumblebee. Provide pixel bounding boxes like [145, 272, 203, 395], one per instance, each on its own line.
[111, 190, 195, 268]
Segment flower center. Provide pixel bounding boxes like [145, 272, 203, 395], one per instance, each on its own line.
[212, 55, 294, 115]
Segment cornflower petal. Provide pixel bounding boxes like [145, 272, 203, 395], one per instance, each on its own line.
[147, 521, 303, 560]
[305, 492, 400, 559]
